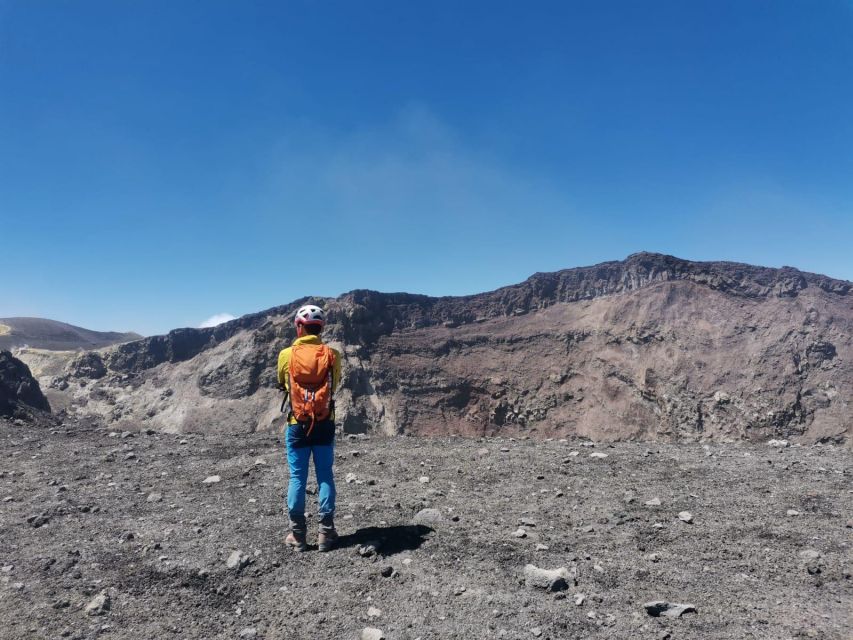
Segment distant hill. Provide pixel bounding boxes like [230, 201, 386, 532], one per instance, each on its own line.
[0, 317, 142, 351]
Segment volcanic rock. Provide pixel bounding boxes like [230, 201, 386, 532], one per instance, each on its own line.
[84, 592, 111, 616]
[226, 550, 250, 570]
[523, 564, 576, 591]
[643, 601, 697, 618]
[0, 351, 50, 417]
[412, 508, 444, 527]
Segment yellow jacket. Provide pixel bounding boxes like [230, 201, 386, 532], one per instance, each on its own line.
[277, 335, 342, 424]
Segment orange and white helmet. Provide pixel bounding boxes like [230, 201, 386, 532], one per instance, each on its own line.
[294, 304, 325, 327]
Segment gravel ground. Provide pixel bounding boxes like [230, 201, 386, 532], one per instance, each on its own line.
[1, 419, 851, 639]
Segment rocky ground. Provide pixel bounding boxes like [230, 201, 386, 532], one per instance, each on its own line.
[0, 418, 850, 640]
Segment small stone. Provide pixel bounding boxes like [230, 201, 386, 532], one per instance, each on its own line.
[512, 527, 527, 538]
[645, 553, 660, 563]
[27, 513, 50, 528]
[531, 627, 542, 637]
[573, 593, 585, 606]
[767, 439, 789, 447]
[644, 497, 661, 507]
[358, 543, 378, 557]
[123, 452, 136, 461]
[799, 549, 821, 561]
[202, 475, 221, 484]
[581, 525, 594, 533]
[226, 550, 250, 570]
[787, 509, 800, 516]
[643, 601, 697, 618]
[361, 628, 384, 640]
[678, 511, 693, 524]
[412, 508, 444, 527]
[367, 606, 382, 618]
[589, 452, 608, 459]
[523, 564, 576, 592]
[238, 628, 257, 639]
[593, 564, 604, 573]
[85, 592, 111, 616]
[146, 492, 163, 503]
[380, 566, 393, 578]
[418, 476, 430, 483]
[345, 473, 357, 484]
[535, 543, 549, 551]
[11, 582, 24, 591]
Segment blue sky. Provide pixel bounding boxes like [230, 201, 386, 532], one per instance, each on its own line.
[1, 1, 852, 335]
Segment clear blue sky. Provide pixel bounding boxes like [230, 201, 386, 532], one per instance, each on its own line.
[1, 1, 852, 335]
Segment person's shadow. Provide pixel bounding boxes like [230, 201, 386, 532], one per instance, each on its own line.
[334, 524, 432, 556]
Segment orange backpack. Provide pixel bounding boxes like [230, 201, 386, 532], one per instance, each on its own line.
[288, 344, 335, 434]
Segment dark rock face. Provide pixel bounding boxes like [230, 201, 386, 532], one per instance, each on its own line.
[0, 350, 50, 417]
[68, 352, 107, 379]
[28, 254, 853, 444]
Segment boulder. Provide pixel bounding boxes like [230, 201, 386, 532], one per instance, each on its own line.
[0, 351, 50, 417]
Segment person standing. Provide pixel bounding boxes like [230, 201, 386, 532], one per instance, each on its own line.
[277, 304, 342, 552]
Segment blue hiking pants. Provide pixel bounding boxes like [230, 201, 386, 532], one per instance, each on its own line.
[285, 419, 336, 533]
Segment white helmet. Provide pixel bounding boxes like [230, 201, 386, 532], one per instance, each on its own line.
[294, 304, 325, 327]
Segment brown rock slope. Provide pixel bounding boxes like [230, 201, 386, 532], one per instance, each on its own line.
[25, 253, 852, 444]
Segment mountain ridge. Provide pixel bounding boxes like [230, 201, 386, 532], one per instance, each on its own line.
[97, 251, 852, 372]
[18, 253, 853, 445]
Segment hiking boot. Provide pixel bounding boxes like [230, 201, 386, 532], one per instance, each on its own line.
[317, 528, 338, 552]
[285, 531, 308, 552]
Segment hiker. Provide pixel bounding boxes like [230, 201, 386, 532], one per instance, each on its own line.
[277, 304, 342, 552]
